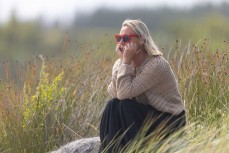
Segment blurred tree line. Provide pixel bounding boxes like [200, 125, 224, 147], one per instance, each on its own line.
[74, 2, 229, 29]
[0, 11, 66, 80]
[0, 2, 229, 71]
[74, 2, 229, 48]
[0, 11, 65, 62]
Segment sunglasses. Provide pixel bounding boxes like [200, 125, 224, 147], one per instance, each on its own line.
[115, 34, 139, 43]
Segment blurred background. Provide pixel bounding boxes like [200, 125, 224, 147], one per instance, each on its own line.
[0, 0, 229, 62]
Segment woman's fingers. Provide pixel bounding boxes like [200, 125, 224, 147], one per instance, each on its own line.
[115, 43, 139, 61]
[115, 45, 123, 59]
[136, 48, 141, 54]
[124, 42, 137, 53]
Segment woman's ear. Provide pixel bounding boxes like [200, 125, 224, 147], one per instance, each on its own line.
[140, 34, 146, 45]
[140, 38, 145, 45]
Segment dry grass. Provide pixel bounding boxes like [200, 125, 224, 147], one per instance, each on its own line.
[0, 38, 228, 152]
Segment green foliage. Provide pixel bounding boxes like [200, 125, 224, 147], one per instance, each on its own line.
[23, 56, 65, 129]
[165, 12, 229, 50]
[0, 18, 64, 63]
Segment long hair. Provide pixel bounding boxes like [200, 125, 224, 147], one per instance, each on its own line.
[122, 19, 163, 56]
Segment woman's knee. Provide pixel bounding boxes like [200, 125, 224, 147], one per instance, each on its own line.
[105, 98, 120, 110]
[118, 99, 139, 112]
[106, 98, 142, 114]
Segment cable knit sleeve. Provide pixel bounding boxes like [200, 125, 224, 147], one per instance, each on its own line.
[116, 58, 163, 100]
[107, 59, 121, 98]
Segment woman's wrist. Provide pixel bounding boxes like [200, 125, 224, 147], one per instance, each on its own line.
[122, 58, 131, 65]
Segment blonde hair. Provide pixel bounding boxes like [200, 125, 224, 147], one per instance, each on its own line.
[122, 19, 163, 56]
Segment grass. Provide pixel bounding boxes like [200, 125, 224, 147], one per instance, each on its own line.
[0, 38, 228, 153]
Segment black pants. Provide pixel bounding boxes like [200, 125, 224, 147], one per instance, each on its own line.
[99, 98, 186, 152]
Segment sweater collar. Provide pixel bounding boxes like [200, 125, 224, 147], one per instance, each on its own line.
[135, 55, 152, 73]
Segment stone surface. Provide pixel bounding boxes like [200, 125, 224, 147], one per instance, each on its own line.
[51, 137, 100, 153]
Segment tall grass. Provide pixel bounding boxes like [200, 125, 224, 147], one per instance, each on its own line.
[122, 39, 229, 153]
[0, 38, 228, 153]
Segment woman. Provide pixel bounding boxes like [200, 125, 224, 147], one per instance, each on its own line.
[100, 19, 186, 152]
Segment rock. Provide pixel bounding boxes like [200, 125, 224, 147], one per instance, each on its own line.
[51, 137, 100, 153]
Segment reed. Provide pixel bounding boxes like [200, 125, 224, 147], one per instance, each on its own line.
[0, 39, 228, 152]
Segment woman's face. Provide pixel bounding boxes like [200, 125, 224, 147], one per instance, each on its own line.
[118, 26, 142, 51]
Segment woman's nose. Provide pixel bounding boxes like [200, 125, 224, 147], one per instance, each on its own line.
[120, 39, 125, 45]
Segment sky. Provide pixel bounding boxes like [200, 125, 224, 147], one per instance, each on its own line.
[0, 0, 228, 24]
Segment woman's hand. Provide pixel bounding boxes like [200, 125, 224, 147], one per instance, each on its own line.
[122, 42, 138, 65]
[115, 45, 123, 59]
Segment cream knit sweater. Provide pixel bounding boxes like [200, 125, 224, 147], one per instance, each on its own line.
[107, 55, 185, 116]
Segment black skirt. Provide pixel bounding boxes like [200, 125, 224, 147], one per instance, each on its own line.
[99, 98, 186, 152]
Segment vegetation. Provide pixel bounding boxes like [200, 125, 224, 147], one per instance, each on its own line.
[0, 3, 228, 153]
[0, 37, 228, 152]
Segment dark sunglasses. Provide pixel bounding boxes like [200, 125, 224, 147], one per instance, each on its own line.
[115, 34, 139, 43]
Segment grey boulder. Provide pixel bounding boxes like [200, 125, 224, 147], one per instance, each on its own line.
[51, 137, 100, 153]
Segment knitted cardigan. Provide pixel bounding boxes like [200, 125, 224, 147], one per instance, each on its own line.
[107, 55, 185, 116]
